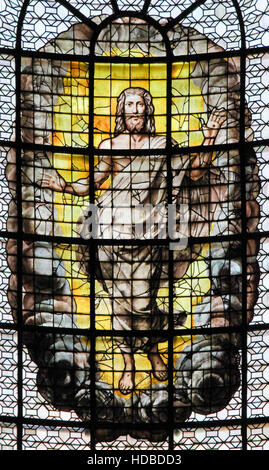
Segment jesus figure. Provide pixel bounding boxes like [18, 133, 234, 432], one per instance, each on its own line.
[39, 87, 226, 394]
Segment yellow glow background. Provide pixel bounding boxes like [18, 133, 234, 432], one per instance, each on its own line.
[51, 59, 210, 396]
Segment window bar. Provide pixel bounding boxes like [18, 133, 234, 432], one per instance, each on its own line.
[142, 0, 151, 15]
[89, 32, 96, 451]
[0, 224, 267, 248]
[57, 0, 97, 31]
[14, 0, 31, 450]
[166, 48, 174, 451]
[235, 0, 248, 450]
[164, 0, 207, 31]
[0, 44, 269, 65]
[110, 0, 119, 14]
[1, 319, 269, 339]
[4, 137, 269, 156]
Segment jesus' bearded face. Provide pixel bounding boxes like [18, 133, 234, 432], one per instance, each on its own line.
[124, 93, 146, 133]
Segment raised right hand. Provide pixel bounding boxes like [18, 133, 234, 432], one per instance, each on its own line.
[36, 172, 66, 192]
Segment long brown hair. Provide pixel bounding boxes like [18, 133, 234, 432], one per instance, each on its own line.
[114, 87, 156, 135]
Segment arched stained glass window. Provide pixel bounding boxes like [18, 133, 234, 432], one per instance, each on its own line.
[0, 0, 268, 453]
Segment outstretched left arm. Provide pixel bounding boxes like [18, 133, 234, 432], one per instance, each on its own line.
[188, 108, 226, 181]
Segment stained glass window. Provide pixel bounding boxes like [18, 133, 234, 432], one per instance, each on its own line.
[0, 0, 268, 454]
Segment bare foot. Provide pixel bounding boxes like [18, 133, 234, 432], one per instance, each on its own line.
[119, 370, 135, 394]
[148, 351, 168, 381]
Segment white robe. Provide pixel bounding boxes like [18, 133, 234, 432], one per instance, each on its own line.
[77, 135, 227, 353]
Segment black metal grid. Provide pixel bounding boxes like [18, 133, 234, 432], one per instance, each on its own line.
[0, 0, 268, 451]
